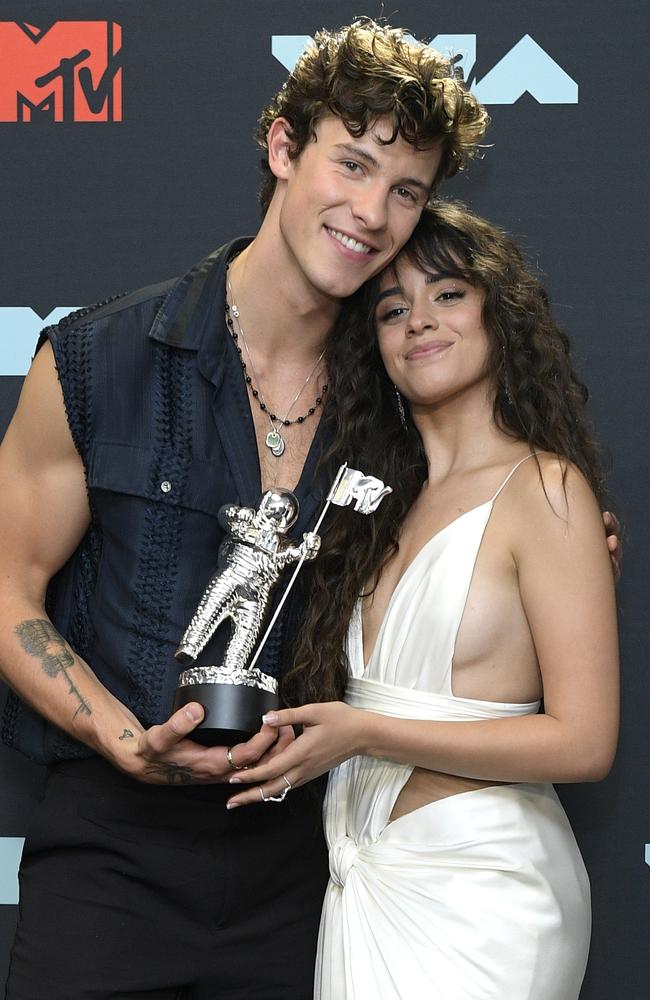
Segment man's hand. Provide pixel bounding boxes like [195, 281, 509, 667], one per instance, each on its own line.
[116, 703, 284, 785]
[603, 511, 622, 582]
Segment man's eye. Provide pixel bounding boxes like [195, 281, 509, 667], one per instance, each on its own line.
[437, 290, 465, 302]
[343, 160, 361, 172]
[394, 186, 416, 202]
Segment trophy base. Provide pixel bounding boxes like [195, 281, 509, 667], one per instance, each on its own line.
[173, 682, 280, 746]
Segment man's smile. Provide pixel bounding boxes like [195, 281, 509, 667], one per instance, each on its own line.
[324, 226, 377, 256]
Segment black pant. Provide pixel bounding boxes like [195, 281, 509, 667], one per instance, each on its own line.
[5, 757, 329, 999]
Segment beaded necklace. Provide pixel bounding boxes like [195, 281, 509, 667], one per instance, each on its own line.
[224, 262, 328, 457]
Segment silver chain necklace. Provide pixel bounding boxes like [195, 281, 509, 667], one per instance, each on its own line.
[225, 269, 328, 457]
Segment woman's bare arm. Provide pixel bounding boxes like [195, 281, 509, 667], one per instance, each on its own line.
[227, 458, 619, 805]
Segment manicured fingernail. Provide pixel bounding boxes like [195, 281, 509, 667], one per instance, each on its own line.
[229, 777, 242, 784]
[262, 712, 279, 725]
[226, 801, 239, 810]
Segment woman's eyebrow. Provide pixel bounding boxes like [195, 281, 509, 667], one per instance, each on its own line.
[376, 269, 465, 304]
[424, 270, 464, 284]
[376, 286, 402, 304]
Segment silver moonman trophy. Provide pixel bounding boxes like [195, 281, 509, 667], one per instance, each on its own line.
[173, 465, 391, 745]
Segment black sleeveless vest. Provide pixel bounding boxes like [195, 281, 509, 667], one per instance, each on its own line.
[2, 240, 328, 763]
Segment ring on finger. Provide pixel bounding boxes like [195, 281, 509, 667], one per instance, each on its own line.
[259, 774, 292, 804]
[226, 747, 246, 771]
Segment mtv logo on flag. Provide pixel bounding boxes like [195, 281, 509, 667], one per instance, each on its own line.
[329, 467, 392, 515]
[0, 21, 122, 122]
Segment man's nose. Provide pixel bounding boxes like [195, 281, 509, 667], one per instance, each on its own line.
[350, 182, 388, 232]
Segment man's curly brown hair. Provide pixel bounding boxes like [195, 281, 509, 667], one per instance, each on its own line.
[257, 19, 489, 215]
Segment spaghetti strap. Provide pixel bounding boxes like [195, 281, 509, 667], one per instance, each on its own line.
[491, 453, 537, 502]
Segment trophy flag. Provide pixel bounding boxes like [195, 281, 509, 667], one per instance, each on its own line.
[328, 465, 393, 515]
[247, 464, 391, 673]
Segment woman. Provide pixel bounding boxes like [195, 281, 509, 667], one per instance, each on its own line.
[227, 202, 619, 999]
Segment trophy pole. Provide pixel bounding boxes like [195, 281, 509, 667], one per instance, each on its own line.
[246, 463, 348, 674]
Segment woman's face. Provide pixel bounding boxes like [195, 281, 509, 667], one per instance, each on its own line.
[375, 256, 492, 409]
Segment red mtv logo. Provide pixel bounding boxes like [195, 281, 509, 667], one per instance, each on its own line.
[0, 21, 122, 122]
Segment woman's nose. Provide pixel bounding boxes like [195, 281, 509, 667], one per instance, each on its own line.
[407, 304, 438, 336]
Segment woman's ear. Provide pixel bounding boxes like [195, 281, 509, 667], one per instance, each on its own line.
[266, 117, 295, 181]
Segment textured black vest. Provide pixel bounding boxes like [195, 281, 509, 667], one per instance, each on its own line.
[2, 241, 329, 763]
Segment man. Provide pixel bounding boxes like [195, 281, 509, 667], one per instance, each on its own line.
[0, 19, 614, 1000]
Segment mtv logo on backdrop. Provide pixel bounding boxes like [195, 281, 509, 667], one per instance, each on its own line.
[271, 33, 578, 105]
[0, 21, 122, 122]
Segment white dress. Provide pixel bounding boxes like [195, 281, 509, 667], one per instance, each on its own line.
[315, 457, 591, 1000]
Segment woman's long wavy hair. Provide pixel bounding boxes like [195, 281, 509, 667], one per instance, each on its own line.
[282, 200, 608, 707]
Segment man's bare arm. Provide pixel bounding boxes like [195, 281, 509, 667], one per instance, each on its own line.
[14, 618, 91, 719]
[0, 343, 279, 783]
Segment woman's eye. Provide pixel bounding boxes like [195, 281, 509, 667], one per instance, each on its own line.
[394, 186, 416, 202]
[379, 306, 408, 322]
[343, 160, 361, 172]
[437, 290, 465, 302]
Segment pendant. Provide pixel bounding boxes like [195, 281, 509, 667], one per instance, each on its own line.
[265, 430, 285, 457]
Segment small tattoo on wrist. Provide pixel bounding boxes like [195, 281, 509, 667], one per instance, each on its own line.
[118, 729, 135, 740]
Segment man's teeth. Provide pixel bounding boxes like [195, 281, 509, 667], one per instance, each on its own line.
[327, 228, 372, 254]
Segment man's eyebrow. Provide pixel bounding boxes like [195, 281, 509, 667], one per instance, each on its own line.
[334, 143, 431, 193]
[334, 142, 381, 169]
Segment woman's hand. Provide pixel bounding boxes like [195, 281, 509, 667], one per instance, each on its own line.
[226, 702, 368, 808]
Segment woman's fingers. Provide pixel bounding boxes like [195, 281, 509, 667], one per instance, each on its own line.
[602, 510, 622, 581]
[229, 723, 280, 768]
[227, 770, 300, 810]
[227, 740, 300, 786]
[261, 706, 316, 728]
[263, 725, 296, 760]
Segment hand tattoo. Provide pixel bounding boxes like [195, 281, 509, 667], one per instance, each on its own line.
[15, 619, 91, 719]
[118, 729, 135, 740]
[144, 761, 196, 786]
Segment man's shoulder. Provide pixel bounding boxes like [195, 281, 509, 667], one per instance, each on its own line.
[42, 276, 179, 342]
[36, 238, 246, 357]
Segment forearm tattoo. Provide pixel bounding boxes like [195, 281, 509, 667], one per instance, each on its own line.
[15, 619, 92, 719]
[144, 761, 196, 785]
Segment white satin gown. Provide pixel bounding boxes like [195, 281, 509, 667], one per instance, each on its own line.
[315, 457, 591, 999]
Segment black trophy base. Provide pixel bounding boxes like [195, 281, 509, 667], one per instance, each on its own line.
[173, 682, 280, 746]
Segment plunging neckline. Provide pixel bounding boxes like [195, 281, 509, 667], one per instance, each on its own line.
[361, 499, 493, 672]
[359, 453, 538, 673]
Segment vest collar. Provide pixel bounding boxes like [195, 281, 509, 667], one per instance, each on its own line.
[148, 237, 252, 351]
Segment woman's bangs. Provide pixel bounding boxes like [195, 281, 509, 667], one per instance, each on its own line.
[405, 226, 476, 284]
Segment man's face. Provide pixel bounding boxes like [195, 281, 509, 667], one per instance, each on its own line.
[274, 115, 443, 302]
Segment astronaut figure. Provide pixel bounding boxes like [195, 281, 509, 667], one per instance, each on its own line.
[175, 488, 320, 671]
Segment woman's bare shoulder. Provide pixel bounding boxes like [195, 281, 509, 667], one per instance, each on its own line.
[502, 450, 604, 550]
